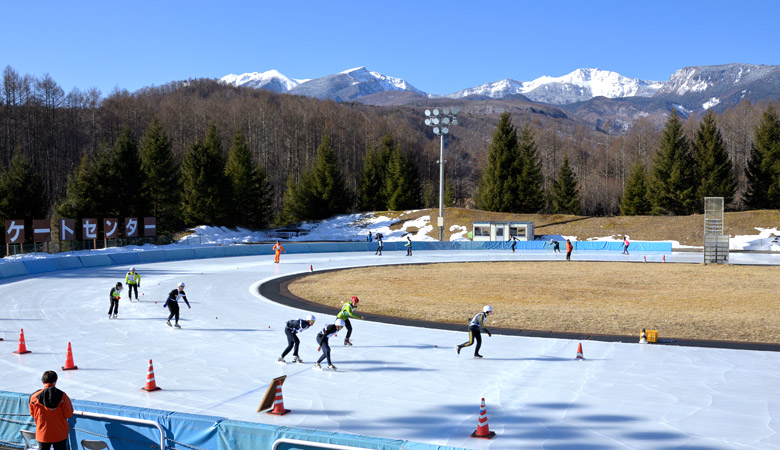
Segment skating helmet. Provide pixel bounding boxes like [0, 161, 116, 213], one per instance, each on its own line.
[305, 314, 316, 322]
[483, 305, 493, 313]
[116, 282, 123, 289]
[178, 282, 185, 288]
[335, 319, 346, 327]
[351, 296, 359, 305]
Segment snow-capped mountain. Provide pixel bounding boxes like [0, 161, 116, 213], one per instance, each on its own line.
[220, 70, 306, 93]
[447, 69, 664, 105]
[288, 67, 426, 102]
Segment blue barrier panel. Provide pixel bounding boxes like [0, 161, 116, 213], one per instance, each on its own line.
[573, 241, 671, 252]
[137, 250, 167, 263]
[163, 248, 198, 261]
[311, 243, 341, 253]
[79, 254, 115, 268]
[21, 259, 58, 275]
[51, 255, 85, 271]
[283, 244, 312, 254]
[108, 252, 142, 266]
[192, 247, 228, 259]
[69, 399, 223, 450]
[0, 390, 34, 448]
[225, 245, 267, 257]
[217, 418, 465, 450]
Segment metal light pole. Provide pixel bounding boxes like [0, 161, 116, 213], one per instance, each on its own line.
[424, 107, 459, 241]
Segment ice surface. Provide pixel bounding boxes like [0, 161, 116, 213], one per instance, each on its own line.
[3, 247, 780, 449]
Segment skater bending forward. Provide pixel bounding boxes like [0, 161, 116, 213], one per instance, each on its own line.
[163, 282, 191, 328]
[278, 314, 316, 363]
[457, 305, 493, 358]
[315, 319, 344, 370]
[337, 296, 364, 346]
[108, 282, 122, 319]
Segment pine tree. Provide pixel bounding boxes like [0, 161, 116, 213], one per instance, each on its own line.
[475, 112, 519, 211]
[0, 152, 47, 230]
[359, 134, 393, 211]
[181, 124, 230, 226]
[384, 147, 422, 211]
[56, 148, 113, 220]
[283, 132, 351, 222]
[311, 132, 351, 218]
[648, 111, 697, 215]
[744, 106, 780, 209]
[225, 129, 273, 228]
[551, 154, 580, 214]
[620, 161, 650, 215]
[140, 116, 181, 234]
[515, 125, 545, 213]
[693, 110, 737, 207]
[109, 125, 146, 218]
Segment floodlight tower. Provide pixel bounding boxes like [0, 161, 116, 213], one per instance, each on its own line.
[424, 107, 459, 241]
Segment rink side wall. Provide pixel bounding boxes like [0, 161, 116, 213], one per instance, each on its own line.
[0, 240, 671, 282]
[0, 391, 461, 450]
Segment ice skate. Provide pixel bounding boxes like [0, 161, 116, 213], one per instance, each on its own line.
[108, 314, 112, 320]
[313, 362, 322, 370]
[112, 314, 117, 319]
[174, 323, 181, 328]
[277, 357, 286, 364]
[293, 356, 304, 364]
[166, 320, 172, 327]
[456, 345, 462, 355]
[474, 354, 484, 359]
[344, 339, 353, 346]
[328, 364, 337, 371]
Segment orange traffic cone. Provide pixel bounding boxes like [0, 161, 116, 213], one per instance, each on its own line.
[310, 264, 313, 272]
[62, 342, 78, 370]
[662, 255, 666, 262]
[576, 343, 584, 359]
[471, 398, 496, 439]
[141, 359, 162, 391]
[13, 329, 31, 354]
[267, 380, 291, 415]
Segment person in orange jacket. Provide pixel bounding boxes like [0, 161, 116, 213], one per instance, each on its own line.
[29, 370, 74, 450]
[273, 241, 286, 263]
[566, 239, 573, 261]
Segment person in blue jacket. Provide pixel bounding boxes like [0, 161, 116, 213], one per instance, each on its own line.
[278, 314, 316, 363]
[163, 282, 191, 328]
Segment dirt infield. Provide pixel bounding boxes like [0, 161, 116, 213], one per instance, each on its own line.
[287, 261, 780, 344]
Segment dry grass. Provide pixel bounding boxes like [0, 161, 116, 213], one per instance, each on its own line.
[289, 262, 780, 343]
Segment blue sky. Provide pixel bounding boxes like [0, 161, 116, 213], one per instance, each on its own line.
[1, 1, 778, 97]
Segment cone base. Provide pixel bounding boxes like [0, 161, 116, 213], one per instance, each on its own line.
[267, 409, 291, 415]
[62, 365, 78, 371]
[13, 350, 31, 354]
[141, 386, 162, 391]
[471, 430, 496, 439]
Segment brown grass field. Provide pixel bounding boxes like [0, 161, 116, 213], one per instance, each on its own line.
[288, 209, 780, 344]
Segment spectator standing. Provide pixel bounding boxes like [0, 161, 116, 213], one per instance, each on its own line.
[623, 236, 630, 255]
[566, 239, 573, 261]
[29, 370, 74, 450]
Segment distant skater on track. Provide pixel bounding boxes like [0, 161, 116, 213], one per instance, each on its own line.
[278, 314, 316, 363]
[163, 282, 191, 328]
[125, 267, 141, 301]
[375, 233, 383, 255]
[456, 305, 493, 358]
[551, 239, 560, 253]
[623, 236, 630, 255]
[315, 319, 344, 370]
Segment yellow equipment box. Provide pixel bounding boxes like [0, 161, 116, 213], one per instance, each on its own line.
[646, 329, 658, 343]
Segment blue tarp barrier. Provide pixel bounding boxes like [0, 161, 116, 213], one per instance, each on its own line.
[21, 259, 58, 275]
[78, 254, 115, 268]
[0, 262, 29, 280]
[108, 252, 143, 266]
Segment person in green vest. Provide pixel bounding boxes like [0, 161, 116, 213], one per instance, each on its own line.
[108, 282, 122, 319]
[125, 267, 141, 301]
[337, 296, 364, 346]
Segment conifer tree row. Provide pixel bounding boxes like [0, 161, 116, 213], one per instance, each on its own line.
[551, 154, 580, 215]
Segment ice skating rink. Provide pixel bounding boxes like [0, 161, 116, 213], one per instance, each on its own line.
[2, 249, 780, 449]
